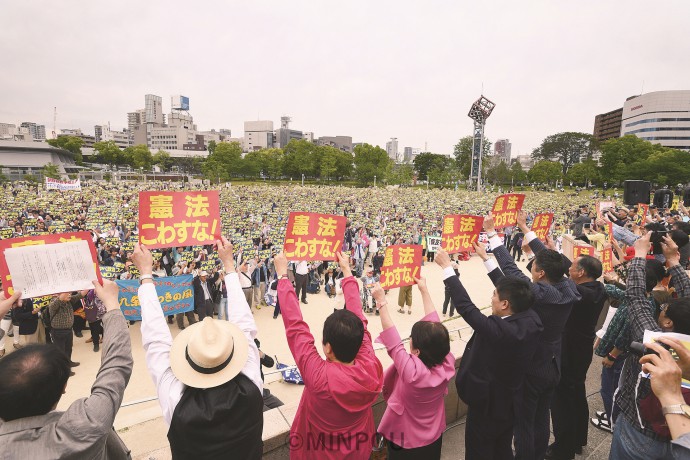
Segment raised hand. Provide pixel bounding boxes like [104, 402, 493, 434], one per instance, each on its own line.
[472, 241, 489, 261]
[132, 243, 153, 276]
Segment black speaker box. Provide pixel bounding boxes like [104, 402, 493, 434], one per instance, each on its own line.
[624, 180, 651, 205]
[653, 189, 674, 209]
[683, 187, 690, 207]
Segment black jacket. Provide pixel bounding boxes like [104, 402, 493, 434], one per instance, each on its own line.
[446, 275, 543, 420]
[12, 299, 38, 335]
[193, 273, 219, 306]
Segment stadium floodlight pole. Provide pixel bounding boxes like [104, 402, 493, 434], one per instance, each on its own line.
[467, 95, 496, 192]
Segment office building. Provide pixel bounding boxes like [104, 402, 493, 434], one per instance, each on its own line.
[19, 122, 46, 141]
[494, 139, 512, 163]
[58, 128, 95, 148]
[127, 109, 146, 145]
[386, 137, 399, 162]
[244, 120, 274, 152]
[593, 107, 623, 142]
[303, 132, 314, 143]
[514, 154, 534, 171]
[403, 147, 421, 163]
[145, 94, 164, 125]
[95, 124, 129, 149]
[316, 136, 353, 153]
[273, 116, 303, 148]
[621, 90, 690, 151]
[0, 123, 16, 140]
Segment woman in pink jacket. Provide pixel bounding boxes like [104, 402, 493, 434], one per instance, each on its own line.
[372, 278, 455, 459]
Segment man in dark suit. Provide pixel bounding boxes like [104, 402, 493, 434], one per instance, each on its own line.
[436, 249, 543, 460]
[193, 270, 219, 321]
[475, 211, 581, 460]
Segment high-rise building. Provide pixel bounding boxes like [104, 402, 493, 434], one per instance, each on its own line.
[593, 107, 623, 142]
[145, 94, 164, 125]
[95, 124, 129, 149]
[514, 154, 534, 171]
[494, 139, 512, 163]
[274, 116, 303, 148]
[0, 123, 16, 140]
[403, 147, 421, 163]
[620, 90, 690, 151]
[127, 109, 146, 145]
[316, 136, 353, 153]
[303, 132, 314, 143]
[19, 122, 46, 141]
[386, 138, 399, 162]
[243, 121, 274, 152]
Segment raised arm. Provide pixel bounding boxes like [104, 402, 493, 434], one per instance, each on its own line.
[134, 243, 184, 425]
[627, 233, 660, 341]
[483, 213, 531, 283]
[415, 276, 437, 318]
[472, 241, 505, 287]
[217, 237, 262, 392]
[274, 252, 323, 385]
[662, 235, 690, 298]
[335, 251, 374, 351]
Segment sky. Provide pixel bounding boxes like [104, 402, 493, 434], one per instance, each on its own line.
[2, 1, 689, 157]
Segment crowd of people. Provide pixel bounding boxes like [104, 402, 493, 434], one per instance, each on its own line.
[0, 180, 690, 459]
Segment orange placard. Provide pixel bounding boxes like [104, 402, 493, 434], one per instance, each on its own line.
[379, 244, 422, 290]
[574, 246, 595, 258]
[530, 213, 554, 241]
[139, 191, 221, 249]
[0, 232, 102, 297]
[283, 212, 346, 261]
[491, 194, 525, 229]
[601, 247, 614, 273]
[602, 221, 614, 243]
[441, 215, 484, 253]
[634, 203, 649, 225]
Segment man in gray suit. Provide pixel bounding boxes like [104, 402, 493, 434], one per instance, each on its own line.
[0, 279, 133, 459]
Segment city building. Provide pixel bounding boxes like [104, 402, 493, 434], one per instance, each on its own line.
[274, 116, 303, 148]
[303, 132, 314, 143]
[0, 140, 80, 180]
[19, 122, 46, 141]
[198, 129, 232, 146]
[316, 136, 353, 153]
[145, 94, 164, 125]
[95, 124, 129, 149]
[127, 109, 146, 145]
[620, 90, 690, 151]
[0, 123, 16, 140]
[593, 107, 623, 142]
[493, 139, 512, 163]
[513, 154, 534, 171]
[244, 120, 274, 152]
[403, 146, 421, 163]
[58, 128, 95, 148]
[147, 112, 198, 151]
[386, 137, 399, 162]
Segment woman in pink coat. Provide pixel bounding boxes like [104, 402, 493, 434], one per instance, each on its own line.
[372, 278, 455, 459]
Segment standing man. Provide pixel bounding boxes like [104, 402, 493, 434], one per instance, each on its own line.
[293, 260, 309, 304]
[49, 291, 87, 374]
[547, 255, 607, 460]
[193, 270, 219, 321]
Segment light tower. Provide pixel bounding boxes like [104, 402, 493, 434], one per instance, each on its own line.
[467, 95, 495, 191]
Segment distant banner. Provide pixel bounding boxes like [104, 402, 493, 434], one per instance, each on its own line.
[491, 194, 525, 228]
[379, 244, 422, 290]
[117, 274, 194, 321]
[574, 246, 595, 258]
[601, 247, 614, 273]
[283, 212, 346, 261]
[45, 177, 81, 191]
[426, 236, 442, 253]
[531, 213, 554, 242]
[441, 215, 483, 253]
[0, 228, 14, 239]
[139, 191, 221, 249]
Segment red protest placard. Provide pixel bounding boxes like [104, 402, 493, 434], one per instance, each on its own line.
[379, 244, 422, 290]
[601, 247, 614, 273]
[573, 245, 595, 258]
[634, 203, 649, 225]
[491, 194, 525, 229]
[530, 213, 554, 241]
[283, 212, 347, 261]
[441, 215, 484, 253]
[602, 221, 614, 243]
[0, 232, 102, 297]
[139, 191, 221, 249]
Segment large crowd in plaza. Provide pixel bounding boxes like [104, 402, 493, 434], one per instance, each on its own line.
[1, 180, 690, 459]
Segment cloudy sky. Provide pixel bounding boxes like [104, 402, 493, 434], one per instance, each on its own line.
[2, 1, 689, 157]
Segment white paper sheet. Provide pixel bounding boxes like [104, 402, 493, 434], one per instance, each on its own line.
[4, 240, 98, 298]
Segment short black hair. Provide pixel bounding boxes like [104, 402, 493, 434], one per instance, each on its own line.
[673, 222, 690, 235]
[410, 321, 450, 368]
[0, 345, 70, 421]
[671, 229, 690, 248]
[666, 298, 690, 334]
[645, 269, 659, 293]
[322, 309, 364, 363]
[495, 276, 534, 313]
[646, 259, 667, 284]
[534, 249, 566, 283]
[575, 255, 603, 280]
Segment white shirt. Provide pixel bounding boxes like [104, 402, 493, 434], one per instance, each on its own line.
[139, 272, 262, 425]
[295, 260, 309, 275]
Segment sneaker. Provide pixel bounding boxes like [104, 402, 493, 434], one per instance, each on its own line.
[443, 313, 447, 317]
[70, 361, 80, 368]
[590, 417, 612, 433]
[595, 410, 607, 420]
[13, 343, 23, 350]
[7, 330, 13, 338]
[302, 300, 308, 305]
[75, 331, 83, 338]
[0, 350, 5, 358]
[93, 343, 100, 352]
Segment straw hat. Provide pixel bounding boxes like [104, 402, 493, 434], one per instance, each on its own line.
[170, 317, 249, 389]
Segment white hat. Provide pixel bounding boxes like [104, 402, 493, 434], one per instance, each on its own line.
[169, 317, 249, 389]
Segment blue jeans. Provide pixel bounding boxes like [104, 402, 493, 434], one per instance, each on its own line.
[600, 353, 625, 421]
[610, 415, 676, 459]
[217, 297, 228, 321]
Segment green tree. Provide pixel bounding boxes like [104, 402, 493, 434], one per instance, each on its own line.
[176, 156, 205, 175]
[566, 159, 599, 186]
[23, 174, 38, 184]
[510, 161, 528, 184]
[389, 164, 414, 186]
[598, 135, 662, 184]
[531, 132, 598, 175]
[320, 147, 338, 181]
[123, 145, 153, 170]
[353, 143, 391, 186]
[207, 140, 217, 155]
[47, 136, 84, 165]
[485, 161, 512, 185]
[92, 141, 122, 165]
[41, 162, 61, 179]
[528, 160, 563, 185]
[0, 165, 7, 183]
[264, 148, 284, 179]
[202, 141, 242, 182]
[413, 152, 451, 181]
[334, 150, 354, 180]
[643, 148, 690, 185]
[152, 150, 174, 171]
[282, 139, 316, 179]
[241, 150, 264, 179]
[453, 135, 492, 178]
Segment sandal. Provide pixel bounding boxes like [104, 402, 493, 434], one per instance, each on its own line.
[397, 308, 405, 314]
[590, 417, 612, 433]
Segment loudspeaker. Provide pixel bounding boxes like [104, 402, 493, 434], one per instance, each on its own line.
[654, 189, 674, 209]
[624, 180, 651, 205]
[684, 187, 690, 207]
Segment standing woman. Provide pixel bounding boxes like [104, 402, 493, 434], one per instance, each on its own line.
[371, 279, 455, 459]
